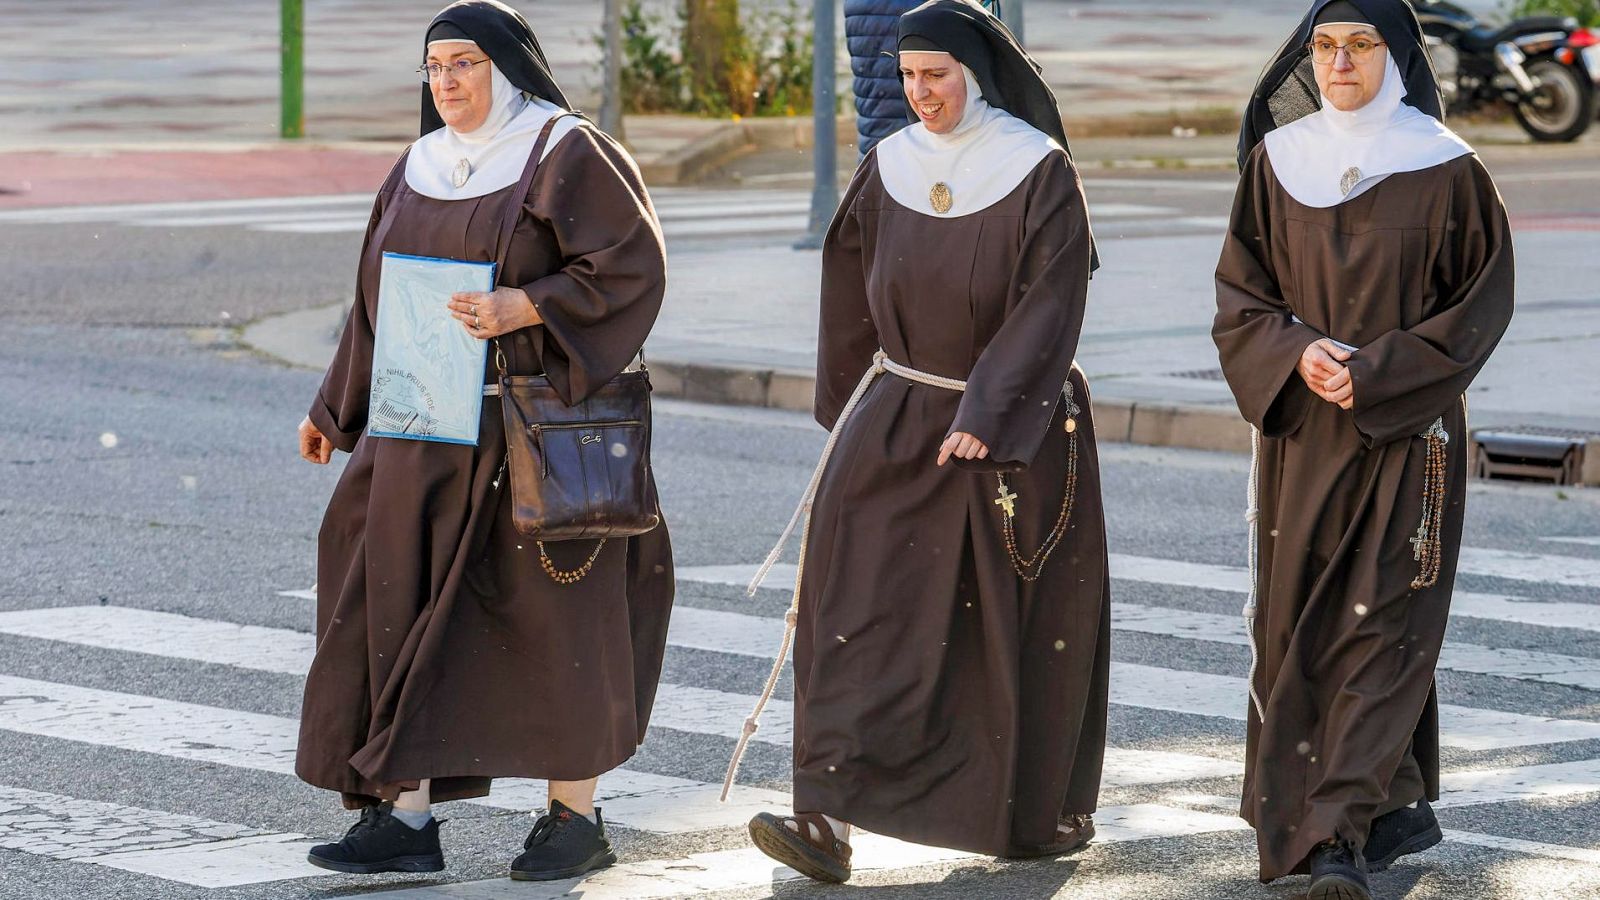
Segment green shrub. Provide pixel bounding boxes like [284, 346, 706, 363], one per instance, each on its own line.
[598, 0, 813, 117]
[1507, 0, 1600, 27]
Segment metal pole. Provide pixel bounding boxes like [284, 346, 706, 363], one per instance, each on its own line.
[281, 0, 304, 139]
[795, 0, 837, 250]
[601, 0, 625, 139]
[1004, 0, 1024, 44]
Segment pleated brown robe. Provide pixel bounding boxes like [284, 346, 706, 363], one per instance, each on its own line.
[1213, 147, 1513, 880]
[296, 125, 675, 809]
[792, 149, 1111, 857]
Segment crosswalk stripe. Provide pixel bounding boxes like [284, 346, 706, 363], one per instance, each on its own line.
[0, 608, 1244, 792]
[370, 804, 1253, 900]
[1111, 604, 1600, 692]
[0, 194, 373, 223]
[0, 671, 782, 835]
[15, 590, 1594, 756]
[1441, 829, 1600, 866]
[0, 785, 321, 888]
[126, 209, 372, 228]
[1109, 662, 1600, 750]
[676, 557, 1600, 635]
[1180, 794, 1600, 868]
[1456, 547, 1600, 590]
[664, 601, 1600, 750]
[1545, 536, 1600, 548]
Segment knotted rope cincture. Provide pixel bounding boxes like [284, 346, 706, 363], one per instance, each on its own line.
[720, 351, 968, 802]
[1243, 426, 1266, 724]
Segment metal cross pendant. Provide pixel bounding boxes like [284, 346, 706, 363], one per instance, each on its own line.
[1409, 526, 1428, 561]
[994, 480, 1019, 519]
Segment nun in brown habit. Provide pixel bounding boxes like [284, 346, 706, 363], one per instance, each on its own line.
[730, 0, 1111, 881]
[1215, 1, 1513, 896]
[293, 0, 672, 881]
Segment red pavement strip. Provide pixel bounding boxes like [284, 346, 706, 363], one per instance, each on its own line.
[0, 147, 402, 209]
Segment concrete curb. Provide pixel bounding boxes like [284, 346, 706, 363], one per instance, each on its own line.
[635, 115, 855, 186]
[239, 303, 1256, 457]
[646, 360, 1254, 454]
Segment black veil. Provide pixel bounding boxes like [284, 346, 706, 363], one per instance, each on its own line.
[420, 0, 571, 137]
[1236, 0, 1444, 170]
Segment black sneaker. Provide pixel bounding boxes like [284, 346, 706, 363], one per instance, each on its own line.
[1365, 799, 1443, 872]
[306, 803, 445, 874]
[509, 800, 617, 881]
[1308, 839, 1371, 900]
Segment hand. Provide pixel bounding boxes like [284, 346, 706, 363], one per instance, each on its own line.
[299, 416, 333, 464]
[937, 431, 990, 466]
[1298, 339, 1352, 406]
[1322, 366, 1355, 410]
[448, 286, 542, 340]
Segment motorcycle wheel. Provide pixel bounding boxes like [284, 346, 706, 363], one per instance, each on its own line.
[1513, 59, 1597, 143]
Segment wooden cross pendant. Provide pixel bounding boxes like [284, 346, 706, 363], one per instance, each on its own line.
[994, 481, 1019, 519]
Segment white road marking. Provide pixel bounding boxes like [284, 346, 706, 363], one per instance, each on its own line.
[1544, 536, 1600, 548]
[0, 194, 373, 223]
[1456, 547, 1600, 589]
[1112, 603, 1600, 692]
[680, 556, 1600, 634]
[1110, 662, 1600, 751]
[1441, 829, 1600, 866]
[0, 784, 321, 887]
[372, 805, 1251, 899]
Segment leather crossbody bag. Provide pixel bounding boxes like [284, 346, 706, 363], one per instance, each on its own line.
[489, 114, 661, 582]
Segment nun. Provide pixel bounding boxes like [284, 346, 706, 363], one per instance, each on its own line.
[293, 0, 673, 880]
[1214, 1, 1513, 896]
[733, 0, 1111, 881]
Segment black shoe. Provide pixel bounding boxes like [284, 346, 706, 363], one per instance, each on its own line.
[1365, 799, 1443, 872]
[509, 800, 617, 881]
[306, 802, 445, 874]
[1308, 839, 1371, 900]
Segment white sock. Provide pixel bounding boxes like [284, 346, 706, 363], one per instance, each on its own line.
[391, 806, 433, 830]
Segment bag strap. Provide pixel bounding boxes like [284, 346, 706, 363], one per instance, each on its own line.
[493, 112, 574, 278]
[493, 113, 576, 378]
[491, 113, 647, 379]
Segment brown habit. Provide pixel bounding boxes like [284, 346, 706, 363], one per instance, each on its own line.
[793, 149, 1111, 857]
[296, 125, 674, 808]
[1213, 147, 1513, 879]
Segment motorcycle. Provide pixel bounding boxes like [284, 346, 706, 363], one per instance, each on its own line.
[1412, 1, 1600, 142]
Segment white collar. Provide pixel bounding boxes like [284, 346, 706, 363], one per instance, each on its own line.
[404, 60, 581, 201]
[1263, 54, 1473, 207]
[875, 61, 1058, 218]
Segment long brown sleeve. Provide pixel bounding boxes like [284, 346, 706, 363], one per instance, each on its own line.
[520, 127, 666, 406]
[308, 163, 400, 452]
[948, 152, 1093, 469]
[1346, 155, 1514, 446]
[814, 155, 882, 431]
[1213, 146, 1325, 438]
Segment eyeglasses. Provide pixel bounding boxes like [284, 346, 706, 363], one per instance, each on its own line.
[1308, 37, 1387, 64]
[417, 58, 489, 83]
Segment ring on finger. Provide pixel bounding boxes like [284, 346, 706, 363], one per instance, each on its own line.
[474, 315, 481, 329]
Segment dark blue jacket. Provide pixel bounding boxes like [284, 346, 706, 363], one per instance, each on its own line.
[845, 0, 918, 154]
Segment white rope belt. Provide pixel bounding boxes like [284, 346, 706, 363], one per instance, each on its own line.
[718, 350, 965, 801]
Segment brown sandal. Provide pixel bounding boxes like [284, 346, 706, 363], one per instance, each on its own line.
[1054, 813, 1095, 853]
[1007, 813, 1096, 859]
[748, 811, 852, 883]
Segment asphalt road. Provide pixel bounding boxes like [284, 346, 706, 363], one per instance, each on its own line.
[1, 166, 1599, 899]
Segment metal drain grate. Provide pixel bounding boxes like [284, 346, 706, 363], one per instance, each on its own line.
[1471, 425, 1593, 485]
